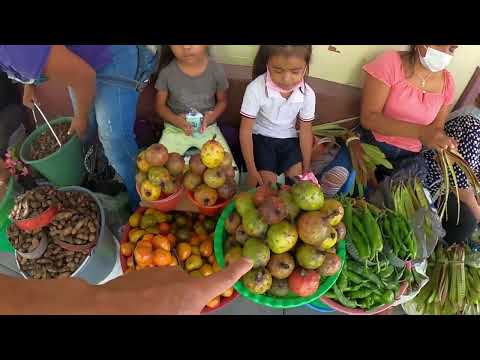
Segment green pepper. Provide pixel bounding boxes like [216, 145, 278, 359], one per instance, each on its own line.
[381, 290, 395, 304]
[333, 284, 358, 308]
[352, 217, 371, 259]
[346, 269, 365, 284]
[400, 217, 417, 259]
[347, 289, 373, 299]
[348, 261, 384, 289]
[380, 264, 395, 279]
[364, 206, 383, 254]
[337, 268, 348, 291]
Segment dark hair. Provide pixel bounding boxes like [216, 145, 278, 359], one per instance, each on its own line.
[152, 46, 211, 84]
[252, 45, 313, 79]
[403, 45, 419, 77]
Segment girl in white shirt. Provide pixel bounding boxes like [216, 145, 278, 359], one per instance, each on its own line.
[240, 45, 315, 187]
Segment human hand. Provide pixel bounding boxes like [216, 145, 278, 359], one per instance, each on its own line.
[23, 84, 38, 109]
[247, 168, 264, 188]
[68, 115, 89, 139]
[179, 115, 193, 136]
[102, 257, 253, 315]
[420, 126, 457, 151]
[201, 111, 215, 133]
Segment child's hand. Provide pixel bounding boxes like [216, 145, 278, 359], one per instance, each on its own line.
[247, 170, 264, 188]
[178, 115, 193, 136]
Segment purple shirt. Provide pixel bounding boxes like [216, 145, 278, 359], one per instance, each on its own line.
[0, 45, 112, 83]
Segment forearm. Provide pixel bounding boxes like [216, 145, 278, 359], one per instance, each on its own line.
[458, 187, 480, 223]
[299, 121, 313, 171]
[0, 275, 101, 315]
[361, 112, 423, 139]
[206, 100, 227, 126]
[156, 104, 184, 128]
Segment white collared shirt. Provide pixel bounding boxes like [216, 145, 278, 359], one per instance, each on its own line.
[240, 73, 316, 138]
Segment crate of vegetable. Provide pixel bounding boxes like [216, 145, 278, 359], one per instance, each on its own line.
[214, 181, 346, 309]
[119, 207, 239, 314]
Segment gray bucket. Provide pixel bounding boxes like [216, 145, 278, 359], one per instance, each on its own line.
[15, 186, 118, 285]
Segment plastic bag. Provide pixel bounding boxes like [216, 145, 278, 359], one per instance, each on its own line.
[392, 260, 429, 307]
[93, 192, 130, 239]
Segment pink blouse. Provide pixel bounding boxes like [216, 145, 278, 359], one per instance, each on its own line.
[363, 50, 455, 152]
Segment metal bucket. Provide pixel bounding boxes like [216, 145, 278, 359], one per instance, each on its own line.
[14, 186, 118, 284]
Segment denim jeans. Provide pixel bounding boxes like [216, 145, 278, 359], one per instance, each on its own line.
[69, 45, 141, 207]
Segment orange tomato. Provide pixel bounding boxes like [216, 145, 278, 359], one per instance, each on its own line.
[136, 240, 153, 250]
[167, 233, 176, 246]
[152, 235, 171, 252]
[126, 256, 134, 269]
[136, 264, 147, 271]
[206, 296, 221, 309]
[212, 262, 221, 273]
[170, 257, 178, 267]
[143, 233, 155, 241]
[120, 242, 135, 257]
[208, 255, 216, 264]
[134, 246, 153, 266]
[222, 288, 234, 298]
[199, 264, 213, 277]
[199, 240, 213, 257]
[124, 267, 133, 274]
[176, 243, 192, 261]
[190, 235, 201, 246]
[158, 222, 171, 235]
[152, 249, 173, 266]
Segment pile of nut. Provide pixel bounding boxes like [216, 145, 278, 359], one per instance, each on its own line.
[8, 187, 100, 280]
[10, 186, 63, 221]
[30, 123, 73, 161]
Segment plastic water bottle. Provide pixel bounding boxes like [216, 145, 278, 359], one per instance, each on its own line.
[185, 108, 203, 138]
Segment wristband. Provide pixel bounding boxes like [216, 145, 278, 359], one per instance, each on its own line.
[346, 136, 360, 146]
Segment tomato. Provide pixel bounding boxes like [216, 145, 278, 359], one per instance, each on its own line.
[152, 249, 173, 267]
[206, 296, 221, 309]
[208, 255, 216, 264]
[126, 256, 135, 268]
[222, 288, 234, 298]
[134, 246, 153, 266]
[152, 235, 171, 252]
[167, 233, 176, 246]
[190, 235, 201, 246]
[199, 264, 213, 277]
[136, 240, 153, 250]
[199, 240, 213, 258]
[120, 242, 135, 257]
[176, 243, 192, 261]
[158, 222, 171, 235]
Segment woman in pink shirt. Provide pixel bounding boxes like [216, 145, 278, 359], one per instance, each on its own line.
[360, 45, 458, 183]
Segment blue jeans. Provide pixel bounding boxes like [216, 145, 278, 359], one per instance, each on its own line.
[70, 45, 141, 208]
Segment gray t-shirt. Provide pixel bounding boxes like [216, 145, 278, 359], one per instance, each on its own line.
[155, 58, 229, 115]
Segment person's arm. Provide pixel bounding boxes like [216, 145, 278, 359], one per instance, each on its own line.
[39, 45, 96, 138]
[458, 187, 480, 223]
[0, 258, 252, 315]
[203, 90, 227, 127]
[299, 120, 313, 172]
[155, 90, 192, 136]
[431, 103, 453, 129]
[361, 74, 456, 151]
[239, 116, 263, 187]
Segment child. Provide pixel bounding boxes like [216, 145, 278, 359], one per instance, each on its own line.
[240, 45, 316, 187]
[155, 45, 236, 168]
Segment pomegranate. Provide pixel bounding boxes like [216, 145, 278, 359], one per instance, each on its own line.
[258, 196, 288, 225]
[166, 152, 185, 177]
[288, 268, 320, 297]
[189, 154, 206, 176]
[317, 253, 342, 276]
[145, 144, 169, 166]
[254, 184, 277, 207]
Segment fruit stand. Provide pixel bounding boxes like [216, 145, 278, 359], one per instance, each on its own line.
[2, 115, 479, 315]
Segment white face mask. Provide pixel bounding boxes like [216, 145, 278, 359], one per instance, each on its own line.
[418, 46, 453, 72]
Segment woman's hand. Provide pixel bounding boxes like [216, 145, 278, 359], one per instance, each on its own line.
[419, 125, 457, 151]
[23, 84, 38, 109]
[178, 114, 193, 136]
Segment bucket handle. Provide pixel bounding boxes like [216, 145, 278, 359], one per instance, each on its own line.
[32, 102, 62, 148]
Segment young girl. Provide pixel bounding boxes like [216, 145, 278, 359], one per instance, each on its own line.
[155, 45, 235, 166]
[239, 45, 315, 187]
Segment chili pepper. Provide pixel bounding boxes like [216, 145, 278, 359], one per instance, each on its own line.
[333, 284, 358, 308]
[364, 206, 383, 254]
[350, 225, 370, 260]
[344, 283, 367, 292]
[337, 268, 348, 291]
[347, 288, 373, 299]
[400, 217, 417, 259]
[352, 216, 371, 259]
[344, 200, 353, 234]
[381, 289, 395, 304]
[383, 215, 400, 256]
[348, 261, 384, 289]
[346, 269, 366, 284]
[380, 264, 395, 279]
